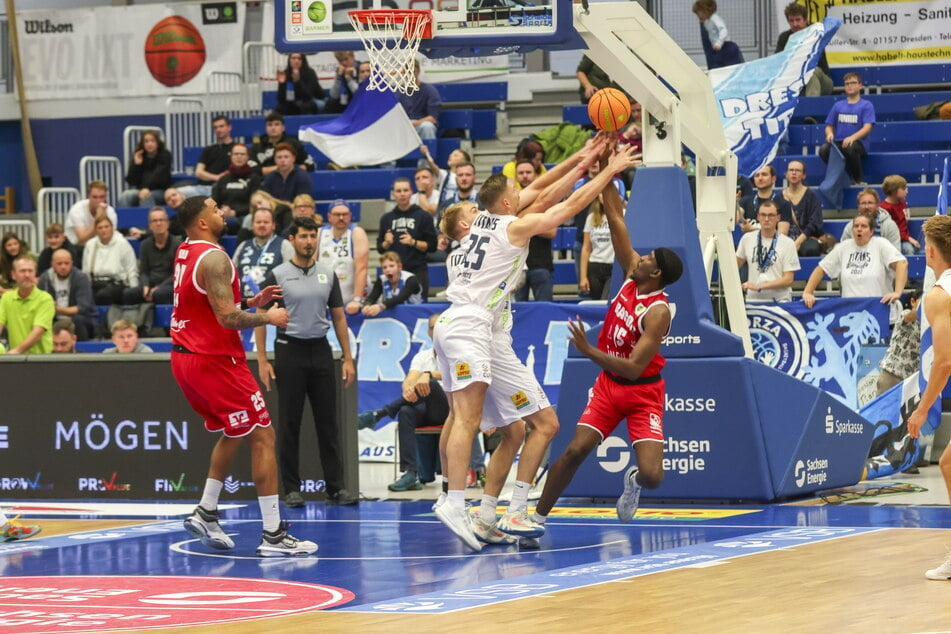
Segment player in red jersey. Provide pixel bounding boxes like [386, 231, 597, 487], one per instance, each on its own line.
[171, 196, 317, 557]
[532, 180, 683, 532]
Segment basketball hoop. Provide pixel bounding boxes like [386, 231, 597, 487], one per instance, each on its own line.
[348, 9, 433, 96]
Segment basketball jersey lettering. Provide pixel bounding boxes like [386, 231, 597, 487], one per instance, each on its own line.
[463, 234, 490, 271]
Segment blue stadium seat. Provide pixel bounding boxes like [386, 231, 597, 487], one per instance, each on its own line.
[312, 167, 416, 200]
[220, 235, 238, 256]
[155, 305, 173, 328]
[794, 90, 951, 123]
[115, 207, 151, 229]
[434, 82, 507, 104]
[428, 263, 448, 288]
[829, 65, 951, 89]
[563, 105, 588, 126]
[128, 238, 140, 258]
[553, 261, 578, 285]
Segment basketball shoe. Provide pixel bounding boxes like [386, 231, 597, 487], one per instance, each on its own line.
[925, 551, 951, 580]
[471, 513, 516, 545]
[256, 521, 318, 557]
[497, 509, 545, 538]
[616, 466, 642, 522]
[0, 515, 41, 542]
[435, 502, 482, 552]
[432, 492, 447, 512]
[184, 506, 234, 550]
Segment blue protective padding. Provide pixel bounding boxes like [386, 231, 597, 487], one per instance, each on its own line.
[747, 360, 875, 498]
[620, 165, 745, 358]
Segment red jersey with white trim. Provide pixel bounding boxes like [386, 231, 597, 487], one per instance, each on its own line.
[597, 278, 671, 377]
[171, 239, 244, 357]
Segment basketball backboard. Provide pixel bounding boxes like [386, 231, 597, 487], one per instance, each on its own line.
[275, 0, 579, 58]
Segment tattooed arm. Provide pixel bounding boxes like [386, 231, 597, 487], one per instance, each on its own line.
[198, 250, 289, 330]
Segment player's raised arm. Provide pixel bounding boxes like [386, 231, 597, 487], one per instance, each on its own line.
[517, 134, 609, 213]
[508, 147, 640, 247]
[601, 176, 638, 276]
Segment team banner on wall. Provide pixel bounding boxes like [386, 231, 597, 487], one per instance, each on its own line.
[745, 297, 890, 408]
[778, 0, 951, 68]
[17, 3, 244, 99]
[710, 18, 840, 178]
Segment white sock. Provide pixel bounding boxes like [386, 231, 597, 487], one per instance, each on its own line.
[510, 480, 531, 512]
[199, 479, 223, 511]
[532, 511, 547, 524]
[259, 495, 280, 533]
[479, 495, 498, 523]
[447, 489, 466, 511]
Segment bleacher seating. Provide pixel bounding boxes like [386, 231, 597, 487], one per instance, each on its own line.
[311, 167, 417, 200]
[791, 91, 951, 123]
[785, 121, 951, 153]
[76, 340, 174, 353]
[829, 65, 951, 90]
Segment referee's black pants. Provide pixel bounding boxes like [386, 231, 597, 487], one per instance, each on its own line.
[274, 335, 345, 497]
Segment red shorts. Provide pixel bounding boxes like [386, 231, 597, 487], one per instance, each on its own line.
[577, 372, 665, 444]
[171, 351, 271, 438]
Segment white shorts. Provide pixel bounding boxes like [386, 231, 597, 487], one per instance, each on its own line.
[480, 329, 550, 432]
[434, 304, 493, 393]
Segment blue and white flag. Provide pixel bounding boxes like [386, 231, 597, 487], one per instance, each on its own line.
[710, 17, 841, 178]
[298, 82, 421, 168]
[862, 373, 926, 480]
[817, 143, 851, 211]
[937, 156, 949, 215]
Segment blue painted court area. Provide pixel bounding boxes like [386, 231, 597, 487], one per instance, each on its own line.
[2, 500, 951, 613]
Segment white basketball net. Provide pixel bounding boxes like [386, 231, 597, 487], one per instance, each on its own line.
[348, 11, 432, 96]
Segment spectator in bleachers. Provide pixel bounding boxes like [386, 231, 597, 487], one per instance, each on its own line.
[240, 190, 293, 241]
[0, 254, 53, 354]
[411, 166, 440, 218]
[1, 232, 31, 295]
[841, 189, 901, 251]
[253, 112, 316, 176]
[362, 251, 423, 316]
[212, 143, 261, 231]
[51, 319, 77, 353]
[819, 72, 875, 186]
[275, 53, 326, 116]
[421, 146, 470, 206]
[378, 177, 437, 299]
[398, 59, 441, 141]
[102, 319, 153, 354]
[326, 51, 360, 114]
[37, 223, 80, 276]
[514, 160, 538, 191]
[121, 207, 181, 307]
[119, 130, 172, 208]
[38, 248, 96, 341]
[576, 55, 621, 104]
[781, 160, 824, 256]
[502, 141, 547, 185]
[579, 194, 617, 301]
[180, 115, 235, 198]
[233, 207, 294, 299]
[738, 165, 793, 233]
[803, 213, 907, 324]
[880, 175, 918, 255]
[82, 214, 138, 306]
[735, 200, 800, 303]
[282, 194, 323, 238]
[617, 100, 643, 190]
[317, 199, 368, 315]
[65, 180, 117, 248]
[776, 2, 833, 96]
[263, 142, 314, 203]
[693, 0, 743, 69]
[508, 165, 556, 302]
[358, 61, 371, 83]
[163, 187, 187, 236]
[436, 161, 478, 218]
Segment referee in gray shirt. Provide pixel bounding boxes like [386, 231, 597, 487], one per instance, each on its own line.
[255, 217, 357, 507]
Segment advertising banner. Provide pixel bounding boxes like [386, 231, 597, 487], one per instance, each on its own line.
[745, 297, 890, 408]
[17, 2, 244, 99]
[777, 0, 951, 68]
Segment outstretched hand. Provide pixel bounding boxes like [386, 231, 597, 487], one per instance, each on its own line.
[567, 316, 594, 357]
[247, 285, 282, 309]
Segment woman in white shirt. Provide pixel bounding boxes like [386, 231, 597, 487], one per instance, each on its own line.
[802, 213, 908, 322]
[82, 214, 138, 305]
[579, 196, 616, 300]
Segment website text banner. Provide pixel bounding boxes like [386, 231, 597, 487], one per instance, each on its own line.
[17, 3, 245, 100]
[778, 0, 951, 68]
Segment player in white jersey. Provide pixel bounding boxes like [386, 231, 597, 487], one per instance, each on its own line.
[432, 144, 641, 550]
[909, 215, 951, 580]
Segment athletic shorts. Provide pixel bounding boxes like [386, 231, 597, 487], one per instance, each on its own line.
[171, 351, 271, 438]
[434, 304, 494, 393]
[577, 372, 665, 444]
[481, 330, 550, 432]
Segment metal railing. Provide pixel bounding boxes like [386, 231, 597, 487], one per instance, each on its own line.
[0, 218, 38, 252]
[164, 97, 208, 176]
[79, 157, 123, 208]
[36, 187, 81, 237]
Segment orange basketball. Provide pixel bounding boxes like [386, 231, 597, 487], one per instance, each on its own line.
[144, 16, 206, 87]
[587, 87, 631, 132]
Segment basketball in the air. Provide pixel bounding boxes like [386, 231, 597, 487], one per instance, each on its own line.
[144, 16, 206, 87]
[587, 87, 631, 132]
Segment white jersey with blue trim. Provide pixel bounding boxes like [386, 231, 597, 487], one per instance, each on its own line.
[445, 212, 523, 328]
